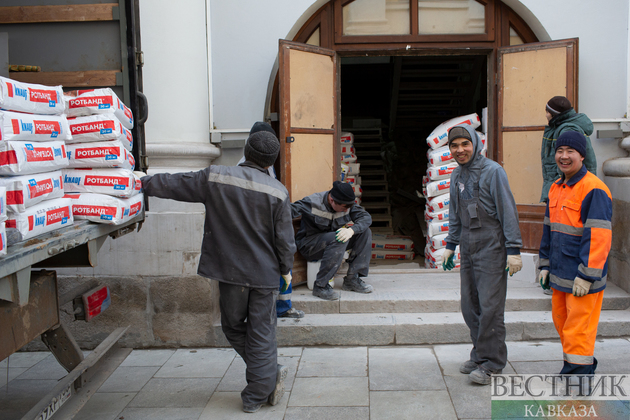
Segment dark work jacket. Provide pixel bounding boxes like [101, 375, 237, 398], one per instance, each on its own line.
[291, 190, 372, 247]
[142, 162, 296, 289]
[541, 109, 596, 202]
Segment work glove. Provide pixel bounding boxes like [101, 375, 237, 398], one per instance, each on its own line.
[572, 277, 592, 297]
[336, 227, 354, 243]
[442, 249, 455, 271]
[281, 273, 292, 293]
[539, 269, 550, 290]
[506, 255, 523, 276]
[133, 171, 147, 178]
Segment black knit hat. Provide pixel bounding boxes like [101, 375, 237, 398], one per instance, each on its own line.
[330, 181, 355, 205]
[546, 96, 573, 116]
[448, 126, 472, 146]
[556, 131, 586, 157]
[250, 121, 276, 137]
[244, 131, 280, 168]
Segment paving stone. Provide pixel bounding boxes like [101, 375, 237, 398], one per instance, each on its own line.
[216, 356, 299, 392]
[73, 392, 136, 420]
[370, 390, 458, 420]
[120, 349, 176, 366]
[198, 391, 288, 420]
[154, 348, 235, 378]
[504, 341, 562, 362]
[98, 366, 160, 392]
[289, 377, 369, 407]
[0, 352, 49, 368]
[278, 347, 303, 357]
[510, 360, 562, 375]
[595, 338, 630, 373]
[116, 407, 204, 420]
[369, 347, 444, 391]
[15, 355, 68, 380]
[444, 375, 492, 419]
[284, 406, 370, 419]
[297, 347, 367, 377]
[127, 377, 219, 408]
[0, 367, 28, 387]
[0, 379, 60, 420]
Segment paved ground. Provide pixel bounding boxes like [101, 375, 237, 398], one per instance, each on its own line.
[2, 338, 630, 420]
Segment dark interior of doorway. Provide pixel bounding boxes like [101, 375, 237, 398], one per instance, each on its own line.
[340, 55, 488, 264]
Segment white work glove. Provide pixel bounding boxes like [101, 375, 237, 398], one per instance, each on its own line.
[506, 255, 523, 277]
[336, 227, 354, 243]
[539, 269, 550, 290]
[572, 277, 592, 297]
[281, 273, 292, 293]
[442, 249, 455, 271]
[133, 171, 147, 178]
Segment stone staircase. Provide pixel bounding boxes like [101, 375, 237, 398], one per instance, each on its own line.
[273, 264, 630, 347]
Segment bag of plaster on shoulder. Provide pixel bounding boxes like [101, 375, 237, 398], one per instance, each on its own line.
[63, 168, 139, 198]
[426, 193, 450, 213]
[427, 162, 457, 181]
[0, 110, 72, 142]
[0, 170, 64, 213]
[66, 88, 134, 129]
[426, 113, 480, 150]
[66, 140, 135, 170]
[427, 145, 454, 167]
[0, 76, 65, 115]
[341, 132, 354, 144]
[428, 219, 449, 237]
[65, 192, 143, 225]
[371, 250, 414, 260]
[425, 178, 450, 198]
[5, 197, 73, 245]
[0, 140, 68, 175]
[67, 114, 133, 151]
[372, 233, 414, 251]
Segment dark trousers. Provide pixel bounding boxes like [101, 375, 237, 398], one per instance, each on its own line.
[297, 229, 372, 288]
[219, 282, 278, 406]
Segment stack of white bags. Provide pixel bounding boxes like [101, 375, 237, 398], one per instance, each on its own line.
[340, 132, 362, 205]
[422, 113, 487, 269]
[0, 76, 73, 246]
[0, 76, 142, 250]
[63, 88, 143, 226]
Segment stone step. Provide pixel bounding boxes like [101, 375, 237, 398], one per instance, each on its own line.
[290, 273, 630, 314]
[214, 309, 630, 347]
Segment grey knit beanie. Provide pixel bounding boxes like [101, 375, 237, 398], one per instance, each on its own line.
[244, 131, 280, 168]
[448, 126, 472, 146]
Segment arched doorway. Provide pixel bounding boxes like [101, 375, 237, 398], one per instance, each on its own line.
[272, 0, 577, 268]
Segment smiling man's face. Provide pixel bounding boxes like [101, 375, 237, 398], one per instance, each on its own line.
[449, 137, 474, 165]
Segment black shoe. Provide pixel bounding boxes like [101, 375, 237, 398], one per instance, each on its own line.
[243, 403, 262, 413]
[459, 360, 479, 374]
[313, 284, 340, 301]
[279, 307, 305, 318]
[342, 276, 374, 293]
[469, 367, 502, 385]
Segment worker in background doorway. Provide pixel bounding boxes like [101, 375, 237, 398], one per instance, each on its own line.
[442, 124, 523, 385]
[539, 131, 612, 376]
[541, 95, 597, 203]
[238, 122, 305, 319]
[292, 181, 374, 301]
[140, 131, 295, 413]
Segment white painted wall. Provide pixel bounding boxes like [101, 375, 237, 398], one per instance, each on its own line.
[140, 0, 211, 145]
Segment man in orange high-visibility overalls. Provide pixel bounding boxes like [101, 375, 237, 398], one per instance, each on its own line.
[539, 131, 613, 375]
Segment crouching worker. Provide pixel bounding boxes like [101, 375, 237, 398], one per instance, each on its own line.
[140, 131, 296, 413]
[292, 181, 374, 301]
[443, 124, 523, 385]
[539, 131, 612, 376]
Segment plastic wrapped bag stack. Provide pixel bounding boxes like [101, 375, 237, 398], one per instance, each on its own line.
[340, 131, 362, 206]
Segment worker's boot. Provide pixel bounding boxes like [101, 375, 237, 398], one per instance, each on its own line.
[459, 360, 479, 374]
[313, 284, 340, 301]
[268, 364, 289, 406]
[342, 275, 373, 293]
[469, 366, 501, 385]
